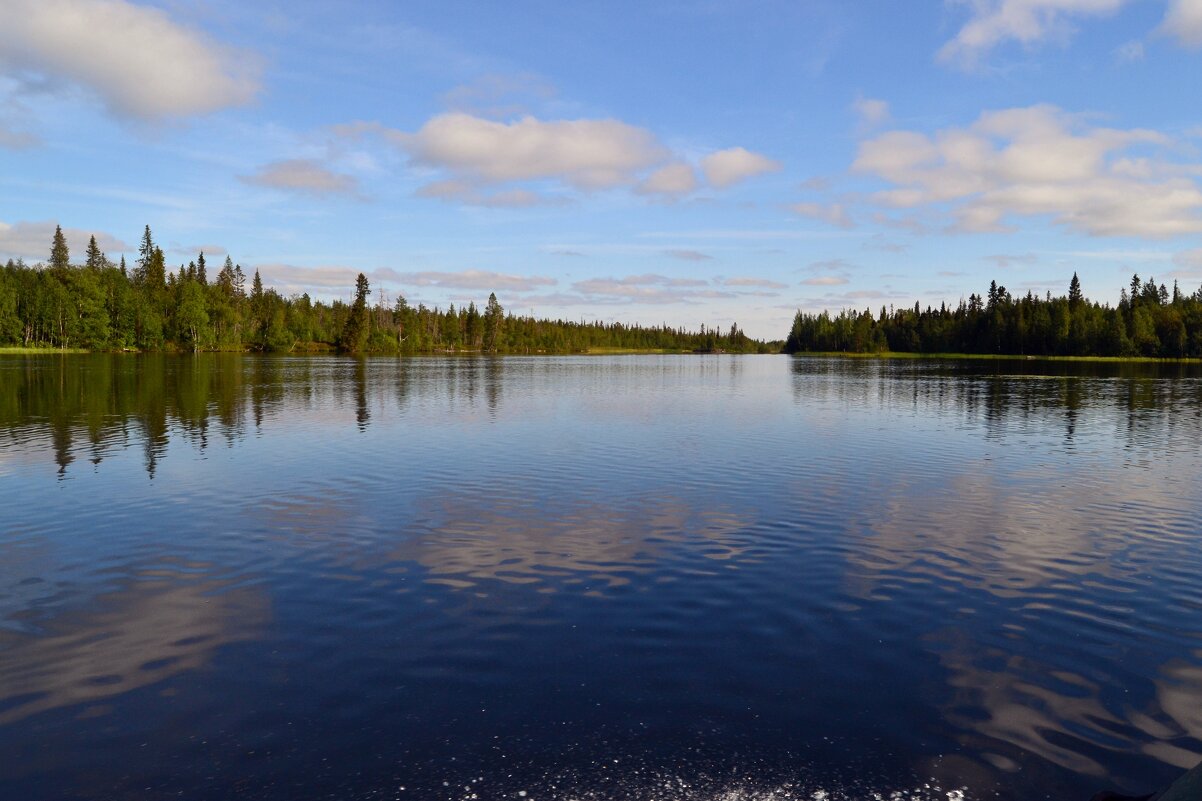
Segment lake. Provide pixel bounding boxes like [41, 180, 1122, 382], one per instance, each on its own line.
[1, 354, 1201, 801]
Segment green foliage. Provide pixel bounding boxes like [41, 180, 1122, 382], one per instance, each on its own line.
[176, 280, 210, 351]
[1, 223, 773, 355]
[785, 274, 1202, 358]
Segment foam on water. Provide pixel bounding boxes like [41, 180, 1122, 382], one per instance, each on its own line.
[385, 769, 972, 801]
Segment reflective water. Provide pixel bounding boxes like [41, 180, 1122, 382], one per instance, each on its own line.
[1, 354, 1201, 801]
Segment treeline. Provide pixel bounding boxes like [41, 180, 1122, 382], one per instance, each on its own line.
[785, 274, 1202, 358]
[0, 225, 772, 354]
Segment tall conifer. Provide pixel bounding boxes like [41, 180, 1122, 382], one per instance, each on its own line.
[85, 235, 105, 270]
[50, 225, 69, 269]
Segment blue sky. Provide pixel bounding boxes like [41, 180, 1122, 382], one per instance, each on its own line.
[2, 0, 1202, 338]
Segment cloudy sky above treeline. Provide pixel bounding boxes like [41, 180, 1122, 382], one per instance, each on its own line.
[2, 0, 1202, 337]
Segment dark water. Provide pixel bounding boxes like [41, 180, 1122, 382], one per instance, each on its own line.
[2, 354, 1201, 801]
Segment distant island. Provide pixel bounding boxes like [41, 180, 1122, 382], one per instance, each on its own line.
[0, 225, 775, 355]
[785, 274, 1202, 359]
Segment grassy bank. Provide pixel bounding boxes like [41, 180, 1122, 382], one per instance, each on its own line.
[791, 351, 1202, 364]
[0, 346, 91, 354]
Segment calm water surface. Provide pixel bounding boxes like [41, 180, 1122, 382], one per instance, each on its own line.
[2, 354, 1201, 801]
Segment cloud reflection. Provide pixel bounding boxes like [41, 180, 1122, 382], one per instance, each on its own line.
[0, 578, 268, 725]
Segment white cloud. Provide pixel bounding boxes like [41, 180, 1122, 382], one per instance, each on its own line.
[440, 73, 557, 117]
[939, 0, 1128, 66]
[637, 163, 699, 196]
[0, 122, 38, 149]
[663, 249, 713, 262]
[1172, 248, 1202, 282]
[240, 160, 359, 197]
[1114, 39, 1145, 62]
[941, 0, 1202, 60]
[863, 235, 909, 253]
[252, 265, 557, 296]
[578, 274, 710, 289]
[798, 288, 908, 310]
[801, 275, 850, 286]
[415, 179, 567, 208]
[790, 202, 855, 229]
[986, 253, 1039, 268]
[721, 277, 789, 289]
[571, 273, 737, 305]
[341, 116, 774, 202]
[804, 258, 857, 273]
[398, 112, 668, 189]
[636, 228, 855, 241]
[0, 219, 128, 262]
[171, 243, 228, 258]
[701, 147, 782, 188]
[255, 264, 360, 292]
[0, 0, 258, 119]
[853, 104, 1202, 238]
[1161, 0, 1202, 46]
[853, 97, 891, 127]
[381, 269, 557, 291]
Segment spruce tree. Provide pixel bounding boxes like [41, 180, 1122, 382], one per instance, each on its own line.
[137, 225, 154, 279]
[339, 273, 371, 353]
[85, 235, 105, 270]
[50, 225, 69, 270]
[1068, 272, 1082, 310]
[147, 247, 166, 291]
[197, 251, 207, 285]
[484, 292, 504, 352]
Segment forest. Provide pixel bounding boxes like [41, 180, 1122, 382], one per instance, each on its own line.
[0, 225, 772, 354]
[785, 273, 1202, 358]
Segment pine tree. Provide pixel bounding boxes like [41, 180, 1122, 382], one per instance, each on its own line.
[233, 265, 245, 298]
[50, 225, 69, 270]
[339, 273, 371, 353]
[85, 235, 105, 270]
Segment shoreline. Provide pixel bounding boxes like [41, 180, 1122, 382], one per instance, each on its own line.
[789, 351, 1202, 364]
[0, 346, 774, 357]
